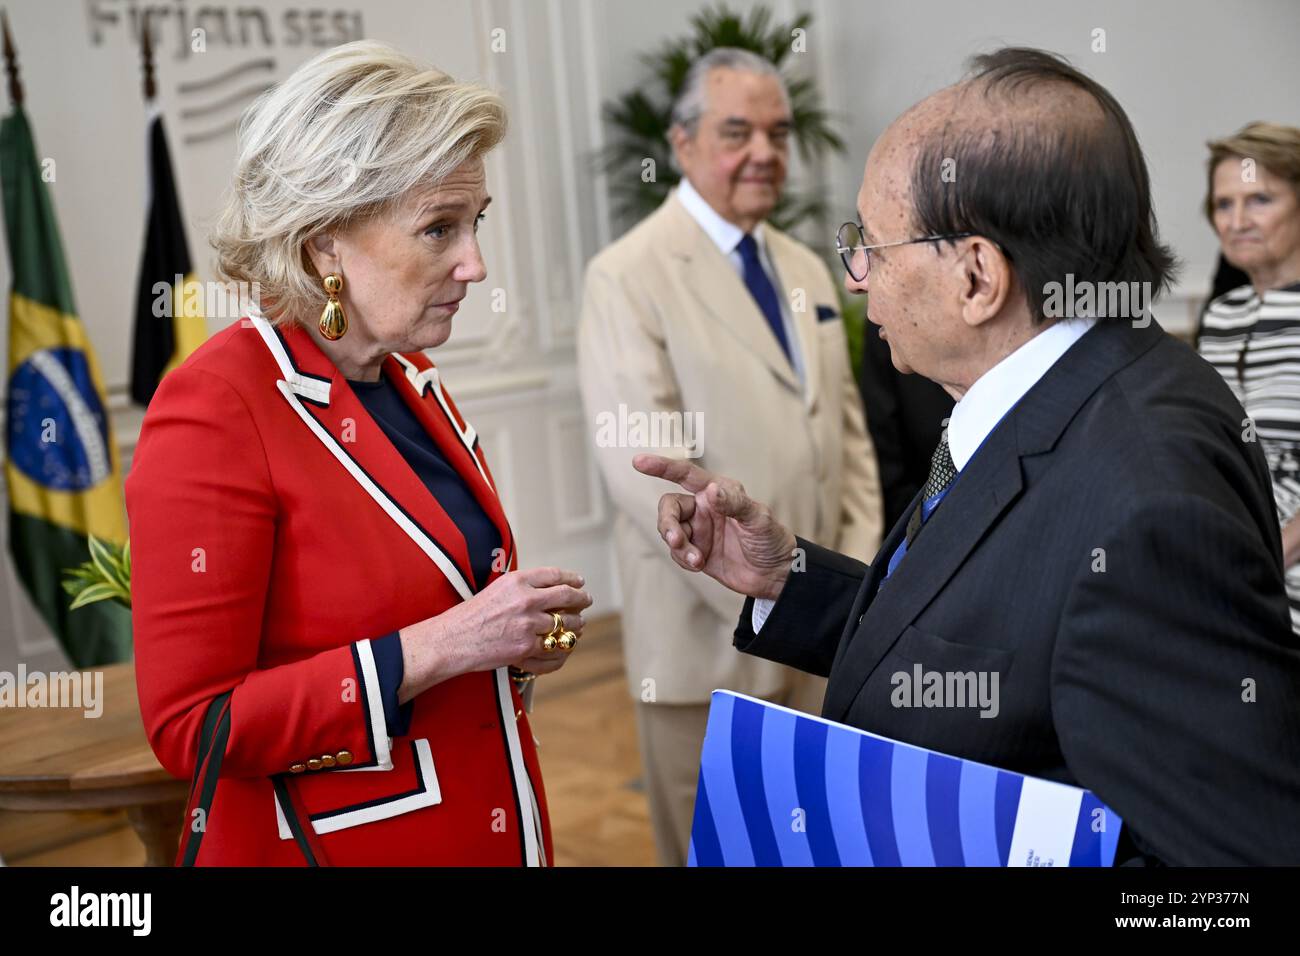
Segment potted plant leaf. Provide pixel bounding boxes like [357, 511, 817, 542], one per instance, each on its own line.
[63, 535, 132, 611]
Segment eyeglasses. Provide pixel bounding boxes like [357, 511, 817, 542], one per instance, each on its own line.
[835, 222, 974, 282]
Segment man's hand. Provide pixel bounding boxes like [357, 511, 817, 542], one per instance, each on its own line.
[633, 454, 798, 601]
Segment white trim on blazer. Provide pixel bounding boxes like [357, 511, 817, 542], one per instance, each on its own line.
[247, 311, 543, 864]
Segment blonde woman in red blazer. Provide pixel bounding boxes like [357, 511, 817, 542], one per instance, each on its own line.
[126, 41, 590, 866]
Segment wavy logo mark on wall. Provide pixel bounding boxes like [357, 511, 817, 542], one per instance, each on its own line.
[85, 3, 367, 146]
[177, 56, 276, 146]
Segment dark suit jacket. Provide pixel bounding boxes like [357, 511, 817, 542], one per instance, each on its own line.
[858, 317, 955, 529]
[735, 318, 1300, 865]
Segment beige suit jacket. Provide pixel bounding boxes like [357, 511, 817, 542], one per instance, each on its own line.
[578, 190, 883, 704]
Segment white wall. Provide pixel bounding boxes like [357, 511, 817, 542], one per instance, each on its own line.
[813, 0, 1300, 293]
[588, 0, 1300, 290]
[0, 0, 621, 667]
[1, 0, 1297, 668]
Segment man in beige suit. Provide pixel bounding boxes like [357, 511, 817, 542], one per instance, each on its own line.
[577, 48, 883, 865]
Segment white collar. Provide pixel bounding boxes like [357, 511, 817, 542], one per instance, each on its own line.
[947, 318, 1097, 471]
[675, 176, 767, 257]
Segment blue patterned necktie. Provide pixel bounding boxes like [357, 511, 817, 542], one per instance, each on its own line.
[736, 233, 791, 363]
[883, 435, 958, 582]
[906, 435, 958, 543]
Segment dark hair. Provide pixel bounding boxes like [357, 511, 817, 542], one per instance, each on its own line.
[910, 47, 1177, 323]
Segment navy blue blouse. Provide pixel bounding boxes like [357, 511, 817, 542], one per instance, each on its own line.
[349, 374, 502, 738]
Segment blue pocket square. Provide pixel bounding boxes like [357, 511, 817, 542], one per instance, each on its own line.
[816, 304, 839, 322]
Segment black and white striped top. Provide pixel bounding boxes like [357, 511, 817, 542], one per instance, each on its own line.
[1198, 281, 1300, 631]
[1199, 282, 1300, 450]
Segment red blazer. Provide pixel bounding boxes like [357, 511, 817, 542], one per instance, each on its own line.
[127, 309, 552, 866]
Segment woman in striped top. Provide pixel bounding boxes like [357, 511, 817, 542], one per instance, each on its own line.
[1197, 122, 1300, 631]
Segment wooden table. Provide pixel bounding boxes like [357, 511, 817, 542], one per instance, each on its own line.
[0, 661, 187, 865]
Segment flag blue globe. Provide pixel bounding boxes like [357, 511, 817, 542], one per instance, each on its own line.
[5, 346, 112, 492]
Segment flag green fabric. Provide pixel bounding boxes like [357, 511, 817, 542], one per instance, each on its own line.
[1, 106, 131, 666]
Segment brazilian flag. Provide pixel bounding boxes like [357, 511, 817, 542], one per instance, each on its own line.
[1, 107, 131, 666]
[130, 109, 205, 406]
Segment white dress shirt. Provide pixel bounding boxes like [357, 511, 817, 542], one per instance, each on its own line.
[674, 176, 806, 387]
[751, 316, 1098, 631]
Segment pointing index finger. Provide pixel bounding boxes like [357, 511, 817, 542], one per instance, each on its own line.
[633, 453, 713, 493]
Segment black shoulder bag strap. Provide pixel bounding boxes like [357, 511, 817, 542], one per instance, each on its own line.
[174, 691, 323, 866]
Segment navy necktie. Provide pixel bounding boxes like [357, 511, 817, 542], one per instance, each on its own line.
[736, 233, 791, 362]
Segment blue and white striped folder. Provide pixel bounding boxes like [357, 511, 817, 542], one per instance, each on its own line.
[689, 690, 1122, 867]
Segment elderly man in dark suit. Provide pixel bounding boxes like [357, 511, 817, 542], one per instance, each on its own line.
[635, 47, 1300, 865]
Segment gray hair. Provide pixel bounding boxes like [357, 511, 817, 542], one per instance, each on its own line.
[210, 40, 507, 327]
[669, 47, 790, 137]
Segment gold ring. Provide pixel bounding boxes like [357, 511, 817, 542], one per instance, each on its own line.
[557, 630, 578, 652]
[538, 612, 563, 638]
[539, 612, 564, 652]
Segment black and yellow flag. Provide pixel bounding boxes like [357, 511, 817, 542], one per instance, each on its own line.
[1, 106, 132, 666]
[129, 110, 205, 406]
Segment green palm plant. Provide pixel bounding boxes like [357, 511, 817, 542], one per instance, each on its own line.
[599, 3, 846, 233]
[62, 535, 132, 611]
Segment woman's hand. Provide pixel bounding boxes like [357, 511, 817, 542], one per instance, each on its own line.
[633, 453, 798, 601]
[397, 566, 592, 702]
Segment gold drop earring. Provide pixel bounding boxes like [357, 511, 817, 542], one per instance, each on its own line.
[319, 273, 348, 340]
